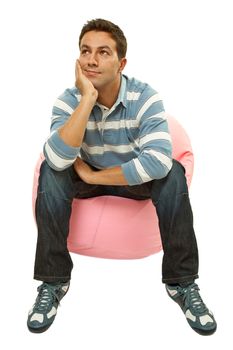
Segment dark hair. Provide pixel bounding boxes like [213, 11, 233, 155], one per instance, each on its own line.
[79, 18, 127, 59]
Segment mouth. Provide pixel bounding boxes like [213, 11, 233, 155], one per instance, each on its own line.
[84, 70, 101, 77]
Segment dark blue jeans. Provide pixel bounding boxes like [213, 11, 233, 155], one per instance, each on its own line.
[34, 159, 199, 285]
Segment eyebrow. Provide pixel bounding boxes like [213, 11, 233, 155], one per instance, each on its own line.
[80, 44, 112, 52]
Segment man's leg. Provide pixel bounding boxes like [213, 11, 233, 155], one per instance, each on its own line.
[150, 160, 199, 285]
[34, 160, 106, 282]
[108, 160, 216, 335]
[34, 161, 77, 283]
[104, 160, 198, 283]
[28, 160, 106, 333]
[147, 160, 216, 335]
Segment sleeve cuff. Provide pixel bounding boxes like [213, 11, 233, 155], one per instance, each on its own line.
[121, 160, 143, 186]
[48, 130, 80, 159]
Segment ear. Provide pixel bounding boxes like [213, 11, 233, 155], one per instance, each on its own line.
[118, 58, 127, 73]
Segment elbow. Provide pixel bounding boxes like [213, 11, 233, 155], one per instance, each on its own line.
[43, 143, 76, 171]
[163, 158, 173, 177]
[156, 158, 173, 179]
[43, 153, 74, 172]
[43, 130, 80, 171]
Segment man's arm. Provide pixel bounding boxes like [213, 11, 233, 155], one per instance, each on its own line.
[121, 94, 173, 185]
[74, 157, 128, 185]
[58, 60, 98, 147]
[43, 61, 98, 171]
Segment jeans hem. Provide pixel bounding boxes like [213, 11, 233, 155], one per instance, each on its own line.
[34, 274, 71, 283]
[162, 274, 199, 284]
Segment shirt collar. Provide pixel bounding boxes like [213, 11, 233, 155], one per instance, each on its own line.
[95, 74, 127, 111]
[117, 74, 127, 108]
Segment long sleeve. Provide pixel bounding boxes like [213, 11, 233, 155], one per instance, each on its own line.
[121, 94, 173, 185]
[43, 88, 81, 171]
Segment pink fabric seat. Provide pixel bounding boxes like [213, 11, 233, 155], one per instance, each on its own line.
[32, 115, 194, 259]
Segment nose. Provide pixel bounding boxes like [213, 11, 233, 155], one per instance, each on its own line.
[87, 52, 98, 66]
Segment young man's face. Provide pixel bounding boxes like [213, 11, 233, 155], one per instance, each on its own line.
[79, 30, 126, 90]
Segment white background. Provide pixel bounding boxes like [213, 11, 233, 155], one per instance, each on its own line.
[0, 0, 232, 348]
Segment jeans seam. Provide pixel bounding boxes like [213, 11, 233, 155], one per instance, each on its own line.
[37, 190, 72, 203]
[34, 274, 71, 279]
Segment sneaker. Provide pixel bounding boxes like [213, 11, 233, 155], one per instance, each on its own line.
[166, 283, 217, 335]
[27, 281, 70, 333]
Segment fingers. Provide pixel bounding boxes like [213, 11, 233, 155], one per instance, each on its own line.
[74, 59, 98, 101]
[76, 59, 81, 69]
[75, 59, 82, 75]
[75, 60, 83, 88]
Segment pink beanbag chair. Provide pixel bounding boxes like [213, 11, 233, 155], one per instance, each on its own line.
[32, 115, 194, 259]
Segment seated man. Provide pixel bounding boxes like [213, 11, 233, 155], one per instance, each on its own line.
[27, 18, 217, 335]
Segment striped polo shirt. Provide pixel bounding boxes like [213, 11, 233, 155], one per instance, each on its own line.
[44, 74, 172, 185]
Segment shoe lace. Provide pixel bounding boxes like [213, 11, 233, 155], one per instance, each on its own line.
[181, 283, 208, 314]
[34, 283, 60, 312]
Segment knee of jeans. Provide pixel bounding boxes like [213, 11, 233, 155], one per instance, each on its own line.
[167, 160, 188, 192]
[38, 160, 69, 194]
[172, 159, 186, 175]
[151, 160, 188, 203]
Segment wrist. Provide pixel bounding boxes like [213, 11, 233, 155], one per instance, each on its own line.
[81, 93, 97, 107]
[86, 171, 97, 184]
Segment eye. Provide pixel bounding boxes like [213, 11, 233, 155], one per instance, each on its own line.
[100, 50, 110, 56]
[81, 49, 90, 55]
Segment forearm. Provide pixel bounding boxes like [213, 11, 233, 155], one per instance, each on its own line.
[89, 166, 128, 185]
[74, 158, 129, 185]
[58, 96, 95, 147]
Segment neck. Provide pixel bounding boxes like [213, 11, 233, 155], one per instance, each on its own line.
[97, 76, 121, 108]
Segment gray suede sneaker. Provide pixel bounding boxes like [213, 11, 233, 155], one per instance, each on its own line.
[27, 281, 70, 333]
[166, 283, 217, 335]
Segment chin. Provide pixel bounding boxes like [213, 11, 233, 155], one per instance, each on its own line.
[86, 76, 100, 86]
[91, 81, 104, 90]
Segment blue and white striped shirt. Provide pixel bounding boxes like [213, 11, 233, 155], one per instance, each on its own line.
[44, 75, 172, 185]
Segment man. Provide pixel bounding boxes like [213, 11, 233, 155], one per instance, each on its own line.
[27, 18, 217, 335]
